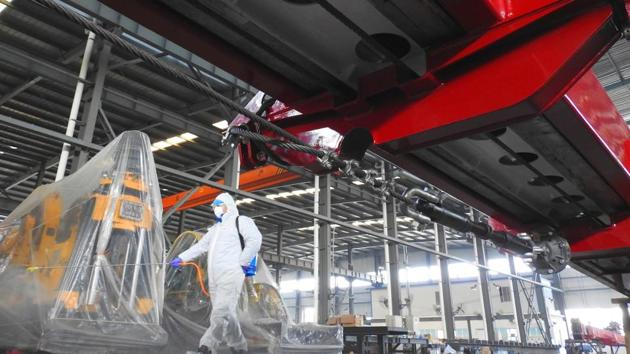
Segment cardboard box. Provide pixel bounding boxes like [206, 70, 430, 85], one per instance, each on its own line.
[339, 314, 363, 326]
[386, 315, 404, 328]
[326, 316, 339, 325]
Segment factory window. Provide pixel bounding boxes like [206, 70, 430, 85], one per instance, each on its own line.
[455, 328, 469, 339]
[302, 307, 315, 323]
[499, 286, 511, 302]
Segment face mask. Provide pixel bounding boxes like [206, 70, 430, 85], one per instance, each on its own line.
[214, 206, 224, 219]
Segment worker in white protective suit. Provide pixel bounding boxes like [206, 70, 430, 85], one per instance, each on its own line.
[169, 193, 262, 354]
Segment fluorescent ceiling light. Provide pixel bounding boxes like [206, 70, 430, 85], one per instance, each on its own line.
[152, 141, 172, 150]
[352, 180, 364, 185]
[166, 136, 186, 145]
[0, 0, 12, 13]
[213, 120, 229, 130]
[8, 145, 17, 150]
[180, 132, 198, 141]
[151, 132, 198, 153]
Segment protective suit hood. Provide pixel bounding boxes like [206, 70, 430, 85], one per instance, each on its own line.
[214, 193, 238, 222]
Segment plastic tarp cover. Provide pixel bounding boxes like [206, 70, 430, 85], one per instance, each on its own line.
[163, 231, 343, 354]
[0, 131, 167, 353]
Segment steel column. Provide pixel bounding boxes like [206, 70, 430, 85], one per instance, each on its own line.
[223, 149, 240, 189]
[276, 226, 284, 285]
[295, 270, 302, 323]
[384, 170, 402, 316]
[623, 303, 630, 350]
[72, 40, 112, 171]
[177, 211, 186, 235]
[435, 223, 455, 340]
[317, 174, 332, 324]
[535, 274, 553, 344]
[35, 160, 47, 187]
[348, 243, 354, 314]
[552, 273, 570, 341]
[508, 255, 527, 344]
[612, 299, 630, 349]
[474, 211, 495, 341]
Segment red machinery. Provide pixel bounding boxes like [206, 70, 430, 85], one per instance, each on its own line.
[571, 319, 625, 346]
[103, 1, 630, 292]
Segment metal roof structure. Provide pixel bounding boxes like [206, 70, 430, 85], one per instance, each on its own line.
[0, 0, 627, 264]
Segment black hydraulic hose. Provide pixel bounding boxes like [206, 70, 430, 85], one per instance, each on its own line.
[485, 232, 532, 255]
[414, 200, 491, 236]
[413, 199, 534, 254]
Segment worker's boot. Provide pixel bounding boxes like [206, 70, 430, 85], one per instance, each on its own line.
[197, 345, 211, 354]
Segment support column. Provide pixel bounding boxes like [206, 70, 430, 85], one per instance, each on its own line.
[348, 243, 354, 314]
[508, 255, 527, 344]
[35, 161, 47, 187]
[177, 211, 186, 235]
[612, 299, 630, 349]
[435, 223, 454, 340]
[276, 226, 284, 285]
[552, 273, 570, 341]
[535, 274, 552, 345]
[295, 271, 302, 323]
[334, 285, 342, 315]
[71, 40, 112, 171]
[223, 150, 240, 189]
[473, 213, 495, 341]
[316, 174, 332, 324]
[384, 190, 402, 316]
[622, 303, 630, 350]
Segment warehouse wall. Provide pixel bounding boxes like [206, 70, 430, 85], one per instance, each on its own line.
[277, 251, 627, 348]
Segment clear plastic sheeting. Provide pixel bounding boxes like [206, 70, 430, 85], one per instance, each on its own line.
[0, 131, 167, 353]
[163, 231, 343, 354]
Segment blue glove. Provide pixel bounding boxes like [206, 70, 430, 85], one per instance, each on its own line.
[242, 256, 257, 277]
[169, 257, 183, 269]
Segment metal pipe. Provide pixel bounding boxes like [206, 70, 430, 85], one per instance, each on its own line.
[414, 200, 491, 236]
[381, 164, 394, 317]
[312, 175, 320, 318]
[55, 31, 96, 181]
[128, 228, 147, 308]
[116, 242, 132, 309]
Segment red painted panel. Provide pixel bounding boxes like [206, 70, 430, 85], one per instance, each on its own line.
[280, 4, 616, 150]
[437, 0, 560, 31]
[565, 71, 630, 171]
[437, 0, 503, 31]
[570, 217, 630, 253]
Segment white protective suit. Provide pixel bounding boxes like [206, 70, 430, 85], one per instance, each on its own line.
[178, 193, 262, 351]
